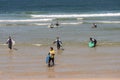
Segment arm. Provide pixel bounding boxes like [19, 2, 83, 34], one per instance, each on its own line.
[6, 39, 9, 44]
[53, 40, 57, 44]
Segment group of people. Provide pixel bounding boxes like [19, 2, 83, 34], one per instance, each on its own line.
[6, 36, 97, 67]
[6, 23, 97, 67]
[47, 37, 63, 67]
[48, 36, 97, 67]
[89, 23, 97, 47]
[6, 36, 62, 67]
[48, 21, 60, 28]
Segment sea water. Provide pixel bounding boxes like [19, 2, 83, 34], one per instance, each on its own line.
[0, 0, 120, 46]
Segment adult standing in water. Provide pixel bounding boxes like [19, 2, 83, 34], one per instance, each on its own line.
[89, 37, 97, 47]
[48, 47, 55, 67]
[92, 23, 97, 28]
[6, 36, 15, 50]
[53, 37, 62, 50]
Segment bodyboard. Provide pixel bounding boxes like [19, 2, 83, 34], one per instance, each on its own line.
[89, 42, 95, 48]
[12, 40, 15, 45]
[46, 55, 50, 64]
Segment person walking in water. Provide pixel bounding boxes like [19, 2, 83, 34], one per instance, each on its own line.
[6, 36, 13, 50]
[6, 36, 15, 50]
[89, 37, 97, 47]
[53, 37, 62, 50]
[48, 47, 55, 67]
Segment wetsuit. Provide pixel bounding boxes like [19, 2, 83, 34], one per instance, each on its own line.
[7, 39, 12, 49]
[54, 39, 62, 50]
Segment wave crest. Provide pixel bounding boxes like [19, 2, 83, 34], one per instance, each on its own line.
[30, 12, 120, 18]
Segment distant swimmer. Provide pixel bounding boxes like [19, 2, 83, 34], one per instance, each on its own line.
[48, 21, 60, 28]
[55, 21, 59, 26]
[53, 37, 63, 50]
[92, 23, 97, 28]
[6, 36, 15, 50]
[48, 23, 54, 28]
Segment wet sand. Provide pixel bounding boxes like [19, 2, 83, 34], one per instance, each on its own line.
[0, 45, 120, 80]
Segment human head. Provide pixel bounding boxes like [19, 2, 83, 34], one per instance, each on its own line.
[90, 37, 92, 41]
[9, 36, 11, 39]
[50, 47, 53, 50]
[56, 37, 59, 39]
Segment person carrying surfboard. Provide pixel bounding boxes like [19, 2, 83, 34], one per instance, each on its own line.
[48, 47, 55, 67]
[53, 37, 62, 50]
[6, 36, 15, 50]
[89, 37, 97, 47]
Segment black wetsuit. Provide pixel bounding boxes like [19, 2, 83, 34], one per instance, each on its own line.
[7, 39, 12, 49]
[92, 39, 97, 47]
[54, 39, 62, 50]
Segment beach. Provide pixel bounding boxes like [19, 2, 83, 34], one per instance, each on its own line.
[0, 0, 120, 79]
[0, 44, 120, 80]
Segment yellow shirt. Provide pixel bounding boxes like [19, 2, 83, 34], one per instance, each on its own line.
[49, 50, 55, 58]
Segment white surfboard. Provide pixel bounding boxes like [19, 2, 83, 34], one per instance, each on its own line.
[12, 40, 15, 45]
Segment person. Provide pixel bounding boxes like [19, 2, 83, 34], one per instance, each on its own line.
[48, 23, 54, 28]
[89, 37, 97, 47]
[92, 23, 97, 28]
[55, 21, 59, 26]
[53, 37, 62, 50]
[48, 47, 55, 67]
[6, 36, 14, 50]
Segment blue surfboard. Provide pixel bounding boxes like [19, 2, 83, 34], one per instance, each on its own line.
[46, 55, 50, 64]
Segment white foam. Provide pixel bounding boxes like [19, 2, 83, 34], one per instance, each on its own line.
[30, 12, 120, 18]
[0, 19, 52, 23]
[61, 22, 83, 25]
[96, 21, 120, 24]
[32, 44, 42, 46]
[77, 18, 84, 20]
[98, 21, 120, 23]
[34, 23, 49, 26]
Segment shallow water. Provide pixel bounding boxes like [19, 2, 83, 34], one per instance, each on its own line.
[0, 46, 120, 79]
[0, 23, 120, 47]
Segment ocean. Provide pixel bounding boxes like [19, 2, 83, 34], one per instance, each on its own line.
[0, 0, 120, 46]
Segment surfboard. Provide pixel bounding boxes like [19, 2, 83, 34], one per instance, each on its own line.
[6, 39, 15, 45]
[89, 42, 95, 48]
[46, 55, 50, 64]
[12, 40, 15, 45]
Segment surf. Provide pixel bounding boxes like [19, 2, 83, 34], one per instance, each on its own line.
[30, 12, 120, 18]
[0, 19, 52, 23]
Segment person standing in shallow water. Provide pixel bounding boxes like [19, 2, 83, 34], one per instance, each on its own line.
[6, 36, 14, 50]
[89, 37, 97, 47]
[53, 37, 62, 50]
[48, 47, 55, 67]
[92, 23, 97, 28]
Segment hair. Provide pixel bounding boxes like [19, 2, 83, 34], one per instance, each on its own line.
[90, 37, 92, 40]
[50, 47, 53, 50]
